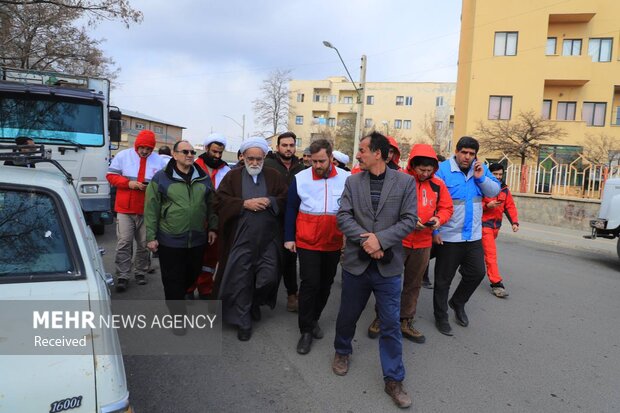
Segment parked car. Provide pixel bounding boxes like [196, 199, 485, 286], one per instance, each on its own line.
[585, 177, 620, 260]
[0, 145, 132, 412]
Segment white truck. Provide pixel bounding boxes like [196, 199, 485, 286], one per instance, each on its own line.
[586, 177, 620, 259]
[0, 67, 122, 234]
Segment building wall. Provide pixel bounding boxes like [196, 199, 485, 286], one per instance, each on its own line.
[288, 77, 456, 157]
[455, 0, 620, 162]
[117, 115, 184, 153]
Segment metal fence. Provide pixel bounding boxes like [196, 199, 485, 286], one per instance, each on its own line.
[494, 154, 620, 199]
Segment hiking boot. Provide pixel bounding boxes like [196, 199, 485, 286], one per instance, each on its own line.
[384, 380, 412, 409]
[115, 278, 128, 292]
[491, 282, 509, 298]
[135, 274, 147, 285]
[401, 319, 426, 344]
[332, 353, 349, 376]
[367, 316, 381, 339]
[287, 294, 298, 312]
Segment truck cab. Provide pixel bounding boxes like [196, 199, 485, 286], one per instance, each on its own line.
[587, 177, 620, 259]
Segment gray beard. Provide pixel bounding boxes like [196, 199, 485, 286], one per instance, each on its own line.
[245, 163, 263, 176]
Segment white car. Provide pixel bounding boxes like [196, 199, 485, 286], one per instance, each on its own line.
[0, 146, 132, 412]
[586, 177, 620, 260]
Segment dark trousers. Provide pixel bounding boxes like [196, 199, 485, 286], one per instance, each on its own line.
[297, 248, 340, 334]
[281, 247, 298, 295]
[158, 244, 204, 314]
[433, 240, 485, 321]
[334, 263, 405, 382]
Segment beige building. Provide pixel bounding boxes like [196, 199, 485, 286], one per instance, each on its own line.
[116, 109, 185, 154]
[455, 0, 620, 165]
[288, 77, 456, 158]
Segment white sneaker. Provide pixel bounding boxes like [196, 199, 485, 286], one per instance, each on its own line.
[492, 286, 509, 298]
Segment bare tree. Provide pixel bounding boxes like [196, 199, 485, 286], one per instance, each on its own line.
[582, 133, 620, 166]
[252, 69, 292, 137]
[476, 110, 566, 167]
[419, 113, 451, 156]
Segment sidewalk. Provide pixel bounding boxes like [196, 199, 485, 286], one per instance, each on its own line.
[501, 220, 618, 256]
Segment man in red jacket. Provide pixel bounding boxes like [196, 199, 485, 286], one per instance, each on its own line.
[367, 144, 453, 343]
[107, 130, 166, 292]
[482, 163, 519, 298]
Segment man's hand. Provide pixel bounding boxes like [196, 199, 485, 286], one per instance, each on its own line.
[360, 232, 381, 254]
[243, 198, 268, 211]
[473, 160, 484, 179]
[208, 231, 217, 245]
[284, 241, 296, 253]
[512, 224, 519, 233]
[147, 240, 159, 252]
[486, 200, 502, 209]
[370, 250, 384, 260]
[129, 181, 147, 191]
[417, 216, 440, 230]
[432, 233, 443, 245]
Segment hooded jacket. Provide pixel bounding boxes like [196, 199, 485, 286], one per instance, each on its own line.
[107, 130, 166, 214]
[351, 136, 402, 174]
[401, 145, 453, 249]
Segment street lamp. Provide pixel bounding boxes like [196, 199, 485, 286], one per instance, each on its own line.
[323, 40, 367, 163]
[222, 114, 245, 142]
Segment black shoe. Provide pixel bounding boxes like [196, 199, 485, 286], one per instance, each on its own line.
[312, 324, 324, 339]
[449, 299, 469, 327]
[296, 333, 313, 355]
[422, 280, 433, 289]
[435, 319, 453, 336]
[147, 268, 156, 274]
[135, 274, 147, 285]
[250, 304, 262, 321]
[115, 278, 128, 292]
[237, 327, 252, 341]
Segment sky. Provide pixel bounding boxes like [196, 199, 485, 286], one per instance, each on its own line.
[92, 0, 463, 151]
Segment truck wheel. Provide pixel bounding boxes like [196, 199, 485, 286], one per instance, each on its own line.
[91, 224, 105, 236]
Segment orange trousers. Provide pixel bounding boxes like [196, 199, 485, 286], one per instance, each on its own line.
[482, 227, 503, 284]
[187, 241, 218, 297]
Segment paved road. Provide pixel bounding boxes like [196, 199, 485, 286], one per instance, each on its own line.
[97, 224, 620, 413]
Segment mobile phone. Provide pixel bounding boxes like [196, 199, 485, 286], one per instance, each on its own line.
[142, 181, 149, 185]
[423, 221, 435, 227]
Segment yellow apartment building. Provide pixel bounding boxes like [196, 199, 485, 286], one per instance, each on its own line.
[455, 0, 620, 165]
[288, 77, 456, 159]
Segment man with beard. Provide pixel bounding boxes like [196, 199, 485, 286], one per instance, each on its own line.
[284, 139, 350, 355]
[189, 133, 231, 299]
[264, 131, 305, 312]
[215, 137, 288, 341]
[302, 147, 312, 167]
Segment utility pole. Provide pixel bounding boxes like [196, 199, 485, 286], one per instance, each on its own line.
[353, 55, 367, 162]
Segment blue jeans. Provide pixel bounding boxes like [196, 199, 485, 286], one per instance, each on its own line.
[334, 263, 405, 382]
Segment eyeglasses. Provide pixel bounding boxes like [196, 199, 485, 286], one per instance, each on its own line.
[175, 149, 196, 155]
[245, 156, 264, 162]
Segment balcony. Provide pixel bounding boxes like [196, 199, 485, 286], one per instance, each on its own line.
[543, 54, 592, 86]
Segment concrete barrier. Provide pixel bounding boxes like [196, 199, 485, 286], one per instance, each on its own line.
[512, 193, 601, 232]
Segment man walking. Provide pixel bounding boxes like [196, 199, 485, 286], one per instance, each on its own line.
[264, 131, 305, 312]
[107, 130, 166, 292]
[433, 136, 500, 336]
[333, 132, 417, 409]
[482, 163, 519, 298]
[215, 137, 288, 341]
[144, 140, 217, 333]
[284, 139, 350, 355]
[189, 133, 231, 299]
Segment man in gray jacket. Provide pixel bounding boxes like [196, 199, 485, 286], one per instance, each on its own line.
[332, 132, 418, 409]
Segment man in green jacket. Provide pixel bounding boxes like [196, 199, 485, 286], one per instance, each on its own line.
[145, 140, 218, 332]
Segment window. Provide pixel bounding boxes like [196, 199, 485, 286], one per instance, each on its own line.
[328, 95, 338, 103]
[494, 32, 518, 56]
[364, 118, 373, 128]
[295, 115, 303, 125]
[436, 96, 444, 107]
[405, 96, 413, 106]
[557, 102, 576, 121]
[154, 126, 163, 134]
[366, 95, 374, 105]
[313, 94, 320, 102]
[394, 119, 402, 129]
[327, 118, 336, 127]
[435, 121, 443, 131]
[296, 139, 302, 148]
[488, 96, 512, 120]
[403, 120, 411, 129]
[342, 96, 353, 104]
[582, 102, 607, 126]
[135, 122, 145, 130]
[395, 96, 404, 106]
[562, 39, 582, 56]
[616, 106, 620, 126]
[546, 37, 557, 55]
[296, 93, 305, 103]
[121, 119, 128, 129]
[588, 38, 613, 62]
[542, 100, 552, 120]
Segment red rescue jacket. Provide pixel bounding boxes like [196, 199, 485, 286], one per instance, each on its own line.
[482, 184, 518, 229]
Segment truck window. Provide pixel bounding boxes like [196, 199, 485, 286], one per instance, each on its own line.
[0, 92, 104, 146]
[0, 187, 79, 279]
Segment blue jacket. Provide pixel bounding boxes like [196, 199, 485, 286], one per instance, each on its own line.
[435, 157, 500, 242]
